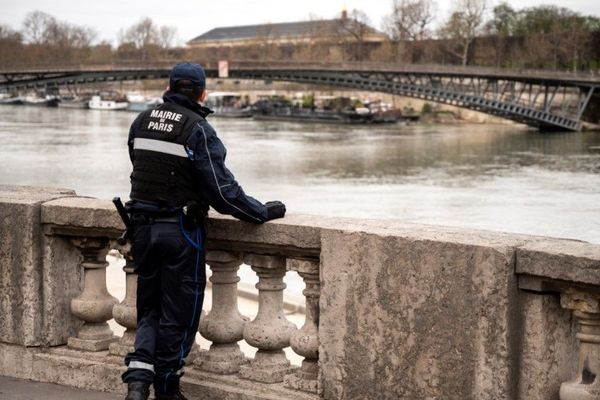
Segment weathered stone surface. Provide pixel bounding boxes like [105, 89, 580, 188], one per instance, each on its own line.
[319, 229, 521, 400]
[0, 185, 75, 346]
[185, 368, 317, 400]
[67, 335, 118, 352]
[197, 250, 249, 374]
[517, 292, 577, 400]
[0, 184, 74, 204]
[284, 370, 319, 394]
[241, 254, 297, 383]
[516, 239, 600, 286]
[0, 343, 317, 400]
[41, 235, 84, 346]
[41, 196, 124, 232]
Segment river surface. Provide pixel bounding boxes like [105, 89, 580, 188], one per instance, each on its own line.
[1, 105, 599, 244]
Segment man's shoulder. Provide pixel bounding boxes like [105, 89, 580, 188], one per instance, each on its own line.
[190, 119, 217, 137]
[186, 119, 219, 149]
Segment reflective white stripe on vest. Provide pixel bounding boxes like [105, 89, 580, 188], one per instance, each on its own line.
[128, 361, 155, 373]
[133, 138, 188, 158]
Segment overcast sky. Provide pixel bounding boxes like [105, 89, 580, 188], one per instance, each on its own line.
[1, 0, 599, 45]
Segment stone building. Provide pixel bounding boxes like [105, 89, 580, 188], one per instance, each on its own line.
[186, 11, 389, 61]
[187, 11, 389, 48]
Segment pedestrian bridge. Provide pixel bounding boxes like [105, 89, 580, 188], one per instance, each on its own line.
[1, 61, 599, 131]
[1, 185, 600, 399]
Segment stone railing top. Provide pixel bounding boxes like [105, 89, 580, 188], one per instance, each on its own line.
[41, 196, 125, 233]
[38, 196, 539, 254]
[33, 193, 600, 287]
[0, 184, 74, 205]
[516, 239, 600, 287]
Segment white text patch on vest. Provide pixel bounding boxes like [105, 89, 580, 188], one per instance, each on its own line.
[148, 121, 174, 133]
[150, 109, 183, 122]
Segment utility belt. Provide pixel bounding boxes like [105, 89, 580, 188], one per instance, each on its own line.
[113, 198, 207, 246]
[130, 209, 206, 229]
[130, 214, 180, 225]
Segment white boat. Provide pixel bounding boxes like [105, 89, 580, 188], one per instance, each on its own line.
[0, 96, 24, 105]
[88, 95, 128, 110]
[23, 95, 59, 107]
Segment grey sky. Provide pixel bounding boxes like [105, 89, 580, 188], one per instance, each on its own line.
[1, 0, 599, 45]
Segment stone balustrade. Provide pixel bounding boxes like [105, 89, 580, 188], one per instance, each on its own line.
[195, 250, 248, 374]
[67, 236, 118, 352]
[2, 185, 600, 400]
[109, 243, 137, 357]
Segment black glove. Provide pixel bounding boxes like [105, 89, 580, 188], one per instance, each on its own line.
[265, 201, 286, 221]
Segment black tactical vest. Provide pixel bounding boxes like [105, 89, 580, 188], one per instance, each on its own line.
[129, 102, 205, 208]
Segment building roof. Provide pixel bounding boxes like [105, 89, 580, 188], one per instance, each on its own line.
[188, 18, 388, 45]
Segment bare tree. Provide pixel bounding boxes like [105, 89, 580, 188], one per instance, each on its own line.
[383, 0, 437, 62]
[22, 11, 55, 44]
[439, 0, 487, 65]
[159, 26, 177, 48]
[0, 25, 23, 67]
[338, 9, 372, 61]
[384, 0, 436, 41]
[119, 17, 178, 60]
[120, 17, 159, 50]
[69, 26, 96, 48]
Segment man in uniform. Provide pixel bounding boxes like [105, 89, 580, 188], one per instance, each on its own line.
[122, 63, 286, 400]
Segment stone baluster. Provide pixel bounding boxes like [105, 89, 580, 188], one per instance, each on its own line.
[284, 258, 320, 393]
[68, 237, 119, 351]
[559, 289, 600, 400]
[195, 250, 249, 374]
[109, 243, 137, 356]
[239, 254, 296, 383]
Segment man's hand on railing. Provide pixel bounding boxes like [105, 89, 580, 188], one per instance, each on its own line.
[265, 201, 286, 221]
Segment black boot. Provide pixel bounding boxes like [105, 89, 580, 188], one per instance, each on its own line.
[155, 383, 187, 400]
[155, 389, 188, 400]
[125, 381, 150, 400]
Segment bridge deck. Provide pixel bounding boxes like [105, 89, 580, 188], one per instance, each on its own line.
[1, 61, 599, 85]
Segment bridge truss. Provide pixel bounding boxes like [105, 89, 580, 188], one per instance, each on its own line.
[1, 63, 598, 131]
[232, 69, 598, 131]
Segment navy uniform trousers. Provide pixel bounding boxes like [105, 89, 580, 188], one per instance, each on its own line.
[122, 215, 206, 394]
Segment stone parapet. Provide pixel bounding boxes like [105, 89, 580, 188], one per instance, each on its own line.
[2, 185, 600, 399]
[517, 239, 600, 287]
[0, 185, 76, 346]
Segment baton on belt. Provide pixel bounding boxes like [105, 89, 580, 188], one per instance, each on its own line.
[112, 197, 131, 246]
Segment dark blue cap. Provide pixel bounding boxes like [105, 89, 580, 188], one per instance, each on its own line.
[169, 63, 206, 90]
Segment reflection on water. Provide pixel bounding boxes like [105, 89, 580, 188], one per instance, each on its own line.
[0, 105, 599, 243]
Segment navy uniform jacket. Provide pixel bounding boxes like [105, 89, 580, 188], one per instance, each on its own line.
[127, 91, 268, 223]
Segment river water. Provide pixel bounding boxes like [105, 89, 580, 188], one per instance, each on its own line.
[1, 105, 599, 244]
